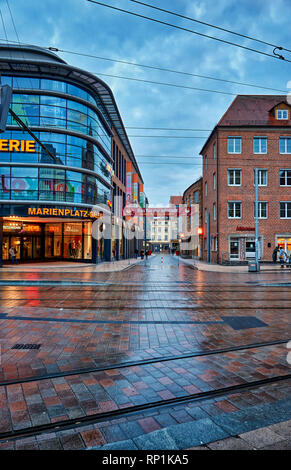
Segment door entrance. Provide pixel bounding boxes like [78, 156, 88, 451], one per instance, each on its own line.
[229, 239, 240, 260]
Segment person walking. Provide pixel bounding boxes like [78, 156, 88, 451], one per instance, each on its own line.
[279, 247, 287, 268]
[145, 250, 149, 260]
[272, 246, 279, 263]
[135, 249, 139, 259]
[9, 246, 18, 264]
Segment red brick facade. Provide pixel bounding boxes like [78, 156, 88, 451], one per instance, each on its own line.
[201, 95, 291, 263]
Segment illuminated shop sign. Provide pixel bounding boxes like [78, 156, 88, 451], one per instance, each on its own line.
[28, 207, 101, 218]
[3, 222, 41, 232]
[0, 139, 36, 152]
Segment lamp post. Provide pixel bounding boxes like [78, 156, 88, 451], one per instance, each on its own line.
[254, 168, 260, 272]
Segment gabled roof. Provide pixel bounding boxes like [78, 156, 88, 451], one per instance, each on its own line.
[217, 95, 290, 126]
[200, 95, 291, 155]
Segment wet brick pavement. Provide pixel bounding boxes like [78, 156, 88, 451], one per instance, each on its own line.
[0, 254, 290, 449]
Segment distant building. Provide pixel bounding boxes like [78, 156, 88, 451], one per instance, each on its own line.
[181, 177, 203, 258]
[169, 195, 183, 252]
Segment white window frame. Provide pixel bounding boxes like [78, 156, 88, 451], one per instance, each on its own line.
[228, 201, 242, 219]
[280, 169, 291, 186]
[277, 109, 289, 120]
[228, 169, 241, 186]
[213, 173, 216, 190]
[254, 201, 268, 219]
[213, 203, 216, 221]
[280, 201, 291, 219]
[253, 136, 267, 154]
[280, 137, 291, 154]
[228, 137, 241, 154]
[254, 169, 268, 186]
[213, 142, 216, 160]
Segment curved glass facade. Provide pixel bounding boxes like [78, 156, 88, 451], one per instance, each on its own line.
[0, 75, 113, 211]
[0, 130, 112, 185]
[0, 165, 110, 205]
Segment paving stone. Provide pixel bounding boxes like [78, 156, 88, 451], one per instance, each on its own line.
[268, 420, 291, 438]
[120, 421, 145, 439]
[208, 437, 254, 450]
[92, 439, 138, 450]
[260, 440, 291, 450]
[166, 418, 229, 449]
[239, 427, 286, 448]
[134, 429, 178, 450]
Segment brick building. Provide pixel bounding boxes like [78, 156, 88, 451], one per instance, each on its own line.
[200, 95, 291, 263]
[181, 177, 203, 258]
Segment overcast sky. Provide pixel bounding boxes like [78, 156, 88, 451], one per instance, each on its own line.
[1, 0, 291, 205]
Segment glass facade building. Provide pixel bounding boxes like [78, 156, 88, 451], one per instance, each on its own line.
[0, 44, 142, 264]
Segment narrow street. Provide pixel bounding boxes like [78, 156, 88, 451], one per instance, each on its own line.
[0, 255, 290, 450]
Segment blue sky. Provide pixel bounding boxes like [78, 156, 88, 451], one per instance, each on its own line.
[1, 0, 291, 205]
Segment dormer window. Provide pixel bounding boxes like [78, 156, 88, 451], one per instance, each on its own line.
[277, 109, 289, 120]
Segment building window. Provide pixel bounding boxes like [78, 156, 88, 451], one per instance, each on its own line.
[280, 169, 291, 186]
[254, 201, 268, 219]
[255, 169, 268, 186]
[213, 173, 216, 190]
[213, 203, 216, 221]
[194, 191, 198, 203]
[254, 137, 267, 154]
[228, 202, 241, 219]
[228, 169, 241, 186]
[205, 182, 207, 197]
[280, 202, 291, 219]
[228, 137, 241, 154]
[164, 235, 168, 240]
[277, 109, 289, 120]
[280, 137, 291, 154]
[205, 155, 207, 169]
[213, 142, 216, 159]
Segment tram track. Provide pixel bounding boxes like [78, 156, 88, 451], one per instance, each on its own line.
[0, 339, 288, 387]
[0, 373, 290, 443]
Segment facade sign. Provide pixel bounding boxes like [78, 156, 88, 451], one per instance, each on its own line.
[27, 207, 101, 218]
[0, 139, 36, 152]
[126, 173, 132, 204]
[236, 226, 255, 232]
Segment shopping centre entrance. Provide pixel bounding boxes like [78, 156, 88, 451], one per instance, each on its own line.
[2, 218, 104, 263]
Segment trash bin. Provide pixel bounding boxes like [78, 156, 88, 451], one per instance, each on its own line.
[248, 261, 259, 272]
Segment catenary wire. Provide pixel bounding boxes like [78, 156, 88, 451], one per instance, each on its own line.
[93, 71, 237, 96]
[128, 0, 291, 54]
[86, 0, 291, 63]
[0, 37, 288, 94]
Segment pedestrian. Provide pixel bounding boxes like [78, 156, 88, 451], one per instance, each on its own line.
[272, 246, 279, 263]
[135, 249, 138, 259]
[145, 250, 148, 260]
[140, 250, 144, 260]
[9, 245, 18, 264]
[279, 247, 287, 268]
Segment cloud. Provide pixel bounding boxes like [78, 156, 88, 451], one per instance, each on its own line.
[3, 0, 291, 204]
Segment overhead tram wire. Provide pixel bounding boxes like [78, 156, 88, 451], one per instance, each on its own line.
[58, 54, 287, 94]
[93, 71, 237, 96]
[86, 0, 291, 63]
[0, 38, 287, 94]
[126, 127, 212, 131]
[128, 0, 291, 54]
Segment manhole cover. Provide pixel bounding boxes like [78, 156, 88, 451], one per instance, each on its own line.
[12, 344, 41, 350]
